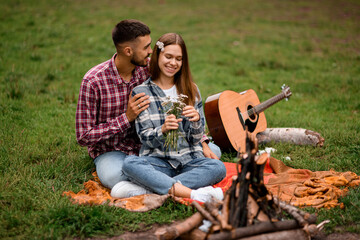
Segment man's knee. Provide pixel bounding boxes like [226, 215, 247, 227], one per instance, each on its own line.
[94, 151, 127, 189]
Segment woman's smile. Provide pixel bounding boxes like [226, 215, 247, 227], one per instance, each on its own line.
[158, 44, 183, 79]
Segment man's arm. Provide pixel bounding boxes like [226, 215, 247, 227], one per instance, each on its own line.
[75, 80, 149, 147]
[75, 80, 127, 146]
[125, 92, 150, 122]
[201, 134, 220, 160]
[202, 140, 219, 160]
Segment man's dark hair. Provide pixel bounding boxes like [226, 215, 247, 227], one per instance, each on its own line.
[112, 19, 150, 47]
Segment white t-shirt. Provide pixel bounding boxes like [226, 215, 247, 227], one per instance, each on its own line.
[162, 85, 178, 98]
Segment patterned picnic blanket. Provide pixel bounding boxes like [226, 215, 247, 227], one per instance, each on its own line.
[63, 157, 360, 212]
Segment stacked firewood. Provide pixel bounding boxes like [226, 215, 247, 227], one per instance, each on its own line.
[155, 133, 323, 240]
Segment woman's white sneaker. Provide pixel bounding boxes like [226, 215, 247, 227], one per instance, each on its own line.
[110, 181, 151, 198]
[190, 186, 224, 202]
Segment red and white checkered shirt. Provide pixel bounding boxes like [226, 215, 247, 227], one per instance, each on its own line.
[75, 53, 150, 159]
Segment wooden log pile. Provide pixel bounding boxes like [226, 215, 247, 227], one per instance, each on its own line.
[155, 132, 323, 240]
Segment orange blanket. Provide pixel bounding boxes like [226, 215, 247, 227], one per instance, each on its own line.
[63, 157, 359, 211]
[265, 157, 360, 209]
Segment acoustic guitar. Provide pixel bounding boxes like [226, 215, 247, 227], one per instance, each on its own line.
[204, 85, 292, 153]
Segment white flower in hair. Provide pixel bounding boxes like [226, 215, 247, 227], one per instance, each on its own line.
[156, 41, 164, 52]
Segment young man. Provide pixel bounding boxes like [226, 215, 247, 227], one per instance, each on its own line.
[75, 19, 221, 196]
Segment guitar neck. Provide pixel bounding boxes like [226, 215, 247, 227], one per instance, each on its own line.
[250, 92, 286, 116]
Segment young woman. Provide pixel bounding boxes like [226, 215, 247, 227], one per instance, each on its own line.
[113, 33, 226, 202]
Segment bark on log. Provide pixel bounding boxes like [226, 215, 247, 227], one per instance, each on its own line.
[207, 220, 302, 240]
[239, 228, 308, 240]
[192, 201, 218, 225]
[155, 212, 203, 240]
[273, 197, 317, 225]
[178, 228, 207, 240]
[256, 128, 324, 147]
[205, 201, 232, 230]
[220, 193, 231, 230]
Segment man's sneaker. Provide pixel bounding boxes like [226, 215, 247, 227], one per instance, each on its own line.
[190, 186, 224, 202]
[110, 181, 152, 198]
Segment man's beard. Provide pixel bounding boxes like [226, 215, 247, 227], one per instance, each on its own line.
[130, 54, 149, 67]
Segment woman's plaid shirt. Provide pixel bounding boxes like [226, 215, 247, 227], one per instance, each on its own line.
[132, 78, 205, 168]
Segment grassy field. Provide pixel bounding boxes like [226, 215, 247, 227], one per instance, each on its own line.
[1, 0, 359, 238]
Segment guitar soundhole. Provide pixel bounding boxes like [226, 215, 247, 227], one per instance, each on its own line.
[245, 105, 258, 133]
[247, 105, 257, 120]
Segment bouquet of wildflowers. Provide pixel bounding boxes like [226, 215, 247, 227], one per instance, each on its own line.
[161, 94, 188, 151]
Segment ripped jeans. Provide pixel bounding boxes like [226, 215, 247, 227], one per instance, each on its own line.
[122, 155, 226, 195]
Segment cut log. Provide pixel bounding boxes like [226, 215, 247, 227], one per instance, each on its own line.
[155, 212, 203, 240]
[192, 201, 218, 225]
[273, 197, 317, 225]
[204, 201, 232, 230]
[239, 228, 308, 240]
[256, 128, 324, 147]
[207, 220, 304, 240]
[220, 193, 231, 230]
[178, 228, 207, 240]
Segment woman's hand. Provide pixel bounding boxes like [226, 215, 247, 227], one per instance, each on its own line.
[161, 114, 182, 133]
[182, 105, 200, 122]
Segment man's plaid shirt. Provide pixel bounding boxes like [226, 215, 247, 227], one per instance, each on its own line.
[132, 78, 205, 168]
[75, 54, 150, 159]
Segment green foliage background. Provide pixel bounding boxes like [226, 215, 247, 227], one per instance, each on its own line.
[0, 0, 359, 238]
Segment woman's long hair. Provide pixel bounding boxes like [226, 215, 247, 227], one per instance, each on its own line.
[150, 33, 199, 106]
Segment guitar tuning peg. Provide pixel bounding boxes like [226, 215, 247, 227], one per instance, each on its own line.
[281, 84, 286, 89]
[285, 98, 289, 101]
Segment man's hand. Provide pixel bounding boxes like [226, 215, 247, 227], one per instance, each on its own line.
[182, 105, 200, 122]
[161, 114, 182, 134]
[202, 141, 219, 160]
[126, 92, 150, 122]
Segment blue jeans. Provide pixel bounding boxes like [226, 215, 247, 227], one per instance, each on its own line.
[122, 156, 226, 195]
[208, 142, 221, 160]
[94, 151, 130, 189]
[94, 142, 222, 189]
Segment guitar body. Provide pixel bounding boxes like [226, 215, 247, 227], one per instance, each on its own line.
[205, 90, 267, 152]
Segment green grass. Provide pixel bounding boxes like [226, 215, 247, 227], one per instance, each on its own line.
[1, 0, 359, 238]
